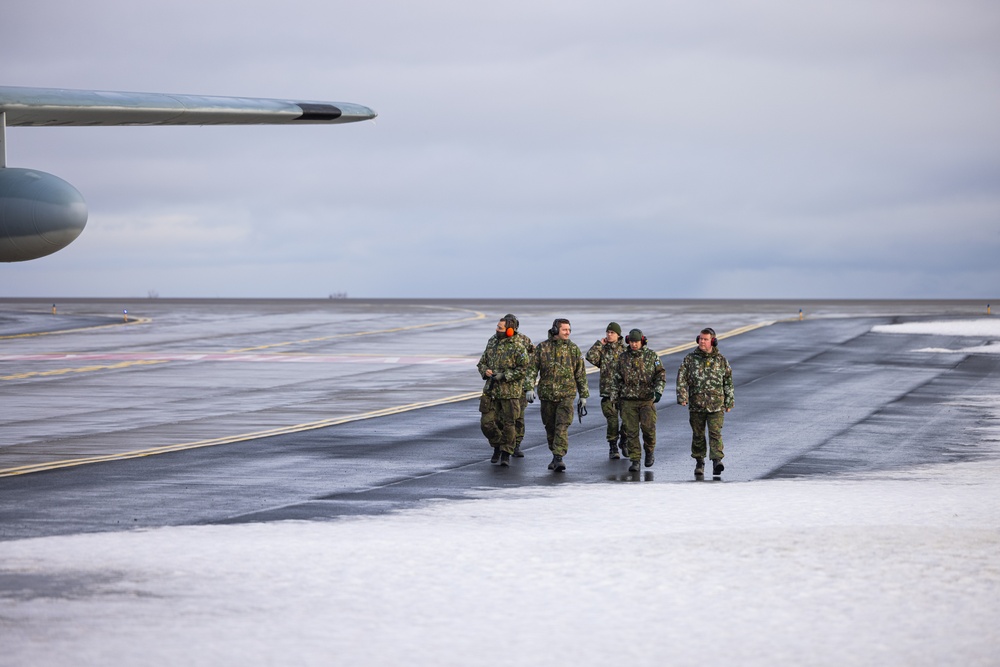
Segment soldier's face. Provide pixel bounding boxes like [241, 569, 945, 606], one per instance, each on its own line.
[496, 320, 507, 334]
[697, 334, 713, 352]
[558, 323, 571, 340]
[629, 339, 642, 351]
[606, 331, 619, 343]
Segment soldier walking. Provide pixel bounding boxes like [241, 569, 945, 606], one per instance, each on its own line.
[611, 329, 666, 473]
[585, 322, 628, 459]
[676, 327, 734, 477]
[477, 314, 531, 467]
[532, 318, 589, 472]
[509, 315, 535, 458]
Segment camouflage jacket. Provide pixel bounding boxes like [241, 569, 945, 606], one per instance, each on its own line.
[676, 348, 734, 412]
[532, 336, 589, 401]
[516, 332, 535, 392]
[611, 346, 666, 401]
[477, 334, 530, 399]
[586, 338, 627, 397]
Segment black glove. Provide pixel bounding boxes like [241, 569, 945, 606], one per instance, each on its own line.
[654, 391, 662, 403]
[492, 371, 505, 381]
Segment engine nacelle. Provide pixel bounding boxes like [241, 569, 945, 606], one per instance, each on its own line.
[0, 167, 88, 261]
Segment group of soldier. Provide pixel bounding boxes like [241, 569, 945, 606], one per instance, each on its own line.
[477, 314, 734, 477]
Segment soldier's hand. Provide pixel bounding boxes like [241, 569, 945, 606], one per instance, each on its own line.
[493, 371, 505, 381]
[654, 391, 662, 403]
[525, 389, 536, 403]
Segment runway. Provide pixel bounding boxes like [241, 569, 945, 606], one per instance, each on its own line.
[1, 298, 997, 540]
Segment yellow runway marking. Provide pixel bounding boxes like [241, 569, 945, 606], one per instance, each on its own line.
[0, 319, 774, 477]
[227, 307, 487, 353]
[0, 316, 152, 340]
[1, 308, 487, 381]
[1, 359, 170, 380]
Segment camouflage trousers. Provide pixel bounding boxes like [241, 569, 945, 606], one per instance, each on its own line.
[689, 409, 725, 460]
[516, 395, 527, 446]
[600, 396, 622, 443]
[539, 397, 574, 456]
[621, 398, 656, 461]
[480, 394, 519, 454]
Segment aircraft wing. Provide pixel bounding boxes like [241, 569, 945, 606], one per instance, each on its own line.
[0, 85, 377, 126]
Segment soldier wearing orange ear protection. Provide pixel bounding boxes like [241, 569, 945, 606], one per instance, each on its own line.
[477, 314, 531, 466]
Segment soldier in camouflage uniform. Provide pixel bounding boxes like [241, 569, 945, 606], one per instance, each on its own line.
[676, 327, 734, 477]
[532, 318, 589, 472]
[611, 328, 666, 473]
[477, 315, 531, 467]
[510, 315, 535, 458]
[585, 321, 628, 460]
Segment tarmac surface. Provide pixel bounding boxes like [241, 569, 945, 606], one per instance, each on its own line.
[1, 298, 997, 540]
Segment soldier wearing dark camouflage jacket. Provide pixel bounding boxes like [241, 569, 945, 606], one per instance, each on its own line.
[676, 327, 734, 477]
[477, 314, 530, 466]
[532, 318, 589, 472]
[585, 321, 628, 459]
[610, 328, 666, 472]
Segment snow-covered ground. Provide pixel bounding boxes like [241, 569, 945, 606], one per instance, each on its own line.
[873, 318, 1000, 354]
[2, 319, 998, 667]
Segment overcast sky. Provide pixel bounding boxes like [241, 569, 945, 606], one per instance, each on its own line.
[2, 0, 998, 299]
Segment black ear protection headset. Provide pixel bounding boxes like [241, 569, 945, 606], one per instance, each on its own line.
[549, 318, 570, 337]
[697, 328, 718, 346]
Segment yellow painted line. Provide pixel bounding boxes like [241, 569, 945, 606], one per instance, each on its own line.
[0, 319, 775, 477]
[0, 391, 482, 478]
[227, 307, 487, 352]
[0, 316, 152, 340]
[1, 308, 487, 381]
[1, 359, 170, 380]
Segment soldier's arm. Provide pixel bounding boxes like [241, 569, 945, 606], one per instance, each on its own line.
[574, 352, 590, 399]
[477, 350, 491, 379]
[723, 357, 734, 410]
[585, 341, 602, 367]
[653, 358, 667, 396]
[676, 358, 689, 405]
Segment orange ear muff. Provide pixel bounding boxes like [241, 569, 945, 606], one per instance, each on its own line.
[506, 328, 515, 337]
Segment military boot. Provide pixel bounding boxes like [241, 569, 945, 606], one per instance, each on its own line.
[619, 435, 629, 458]
[644, 449, 654, 467]
[712, 459, 725, 477]
[694, 458, 705, 476]
[609, 441, 621, 460]
[548, 454, 558, 470]
[512, 443, 524, 458]
[628, 459, 640, 472]
[500, 451, 511, 467]
[553, 455, 566, 472]
[491, 447, 501, 464]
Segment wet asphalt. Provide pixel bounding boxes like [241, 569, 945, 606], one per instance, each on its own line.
[1, 301, 997, 540]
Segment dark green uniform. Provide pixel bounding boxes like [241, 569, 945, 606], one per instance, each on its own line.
[586, 338, 627, 450]
[676, 347, 734, 461]
[611, 344, 666, 464]
[533, 334, 589, 457]
[477, 333, 530, 455]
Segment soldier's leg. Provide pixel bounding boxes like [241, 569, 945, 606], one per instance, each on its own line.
[639, 400, 657, 450]
[497, 398, 520, 455]
[601, 397, 620, 458]
[540, 400, 556, 450]
[479, 394, 502, 446]
[620, 400, 641, 462]
[601, 397, 619, 442]
[513, 395, 527, 457]
[689, 410, 708, 460]
[707, 410, 725, 461]
[551, 397, 574, 457]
